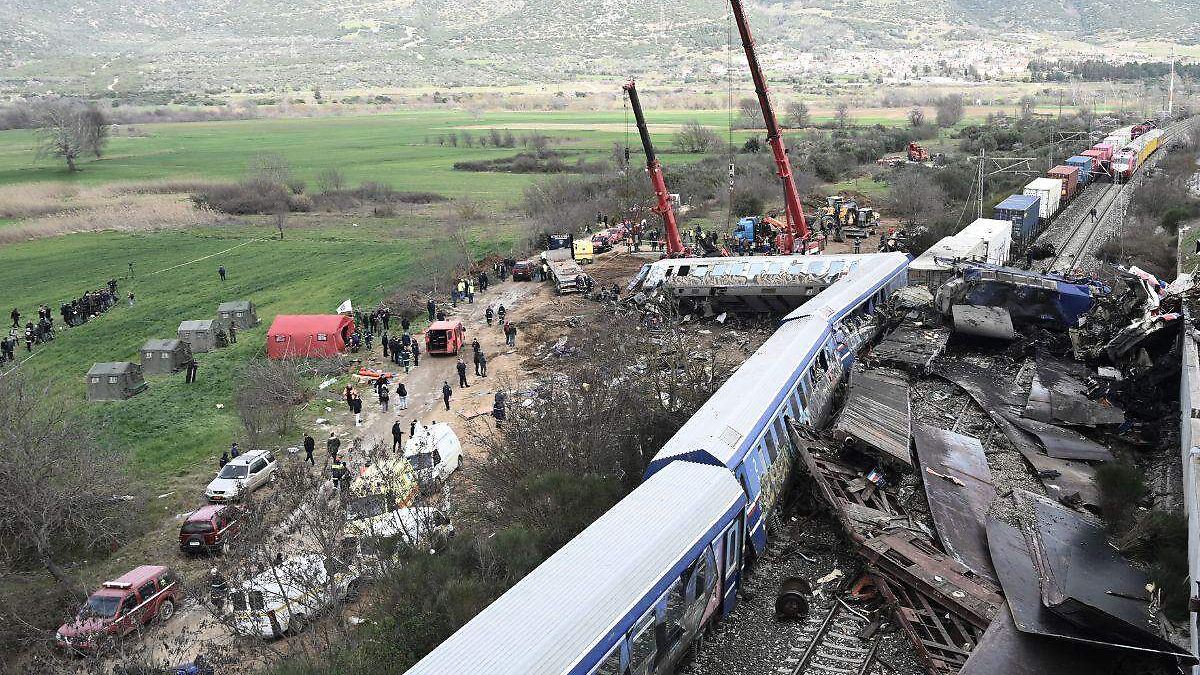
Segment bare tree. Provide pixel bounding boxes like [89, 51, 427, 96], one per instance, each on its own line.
[247, 152, 292, 185]
[317, 167, 347, 193]
[33, 100, 110, 171]
[834, 102, 852, 128]
[787, 101, 811, 128]
[0, 374, 139, 595]
[887, 171, 947, 219]
[462, 131, 474, 148]
[673, 120, 720, 154]
[1018, 95, 1038, 118]
[935, 95, 965, 127]
[907, 106, 926, 127]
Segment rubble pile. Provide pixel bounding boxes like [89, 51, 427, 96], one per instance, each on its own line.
[777, 267, 1198, 673]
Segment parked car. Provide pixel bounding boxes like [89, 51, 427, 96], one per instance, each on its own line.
[56, 566, 182, 652]
[424, 320, 466, 355]
[511, 260, 535, 281]
[205, 448, 277, 502]
[179, 504, 241, 555]
[229, 554, 359, 638]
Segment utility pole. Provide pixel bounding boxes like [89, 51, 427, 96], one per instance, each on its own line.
[1169, 53, 1176, 118]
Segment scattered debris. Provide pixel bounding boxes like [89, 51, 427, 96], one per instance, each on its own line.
[834, 370, 913, 467]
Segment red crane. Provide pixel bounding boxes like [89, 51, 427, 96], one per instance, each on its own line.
[729, 0, 810, 252]
[623, 79, 686, 257]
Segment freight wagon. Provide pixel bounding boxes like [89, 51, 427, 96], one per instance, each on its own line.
[909, 218, 1012, 290]
[1066, 156, 1094, 185]
[995, 194, 1040, 244]
[1023, 177, 1063, 222]
[1047, 165, 1080, 200]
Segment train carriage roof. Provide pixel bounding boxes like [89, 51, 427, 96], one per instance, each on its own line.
[646, 252, 909, 475]
[404, 462, 744, 675]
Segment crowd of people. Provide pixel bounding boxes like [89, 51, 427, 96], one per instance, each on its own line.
[4, 279, 128, 365]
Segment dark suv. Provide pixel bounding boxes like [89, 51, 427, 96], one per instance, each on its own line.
[511, 260, 534, 281]
[179, 504, 241, 555]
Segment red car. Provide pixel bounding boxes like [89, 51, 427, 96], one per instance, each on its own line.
[425, 320, 466, 355]
[179, 503, 241, 555]
[56, 565, 182, 652]
[511, 260, 535, 281]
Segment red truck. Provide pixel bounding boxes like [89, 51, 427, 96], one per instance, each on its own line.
[425, 320, 466, 355]
[56, 565, 182, 652]
[511, 260, 535, 281]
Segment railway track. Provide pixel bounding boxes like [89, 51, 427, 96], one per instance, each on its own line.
[780, 600, 881, 675]
[1036, 116, 1196, 275]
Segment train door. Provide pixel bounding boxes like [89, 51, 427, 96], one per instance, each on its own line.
[716, 516, 743, 618]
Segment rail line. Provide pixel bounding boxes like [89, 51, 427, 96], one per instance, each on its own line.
[1036, 117, 1196, 275]
[783, 600, 880, 675]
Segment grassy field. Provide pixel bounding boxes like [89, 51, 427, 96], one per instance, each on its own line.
[0, 110, 758, 202]
[0, 105, 1022, 205]
[3, 214, 518, 480]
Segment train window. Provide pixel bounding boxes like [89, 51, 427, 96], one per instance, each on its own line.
[694, 265, 709, 277]
[712, 263, 729, 276]
[628, 612, 657, 674]
[677, 265, 691, 277]
[827, 261, 845, 275]
[662, 579, 687, 648]
[773, 417, 791, 455]
[748, 262, 765, 276]
[818, 350, 829, 372]
[762, 432, 778, 463]
[808, 260, 828, 275]
[591, 644, 623, 675]
[724, 523, 740, 578]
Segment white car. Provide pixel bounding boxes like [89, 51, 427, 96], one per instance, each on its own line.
[205, 449, 277, 502]
[404, 422, 462, 486]
[229, 554, 359, 638]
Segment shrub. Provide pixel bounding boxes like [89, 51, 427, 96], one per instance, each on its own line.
[1095, 463, 1146, 532]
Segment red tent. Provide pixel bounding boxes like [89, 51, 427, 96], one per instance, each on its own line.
[266, 314, 355, 359]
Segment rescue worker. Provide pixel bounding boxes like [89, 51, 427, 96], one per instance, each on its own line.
[391, 420, 404, 451]
[467, 280, 476, 304]
[436, 309, 447, 321]
[209, 568, 228, 614]
[505, 321, 518, 348]
[326, 432, 341, 458]
[303, 433, 315, 466]
[497, 304, 506, 327]
[381, 330, 389, 357]
[427, 299, 436, 323]
[485, 306, 494, 326]
[471, 337, 481, 356]
[399, 345, 411, 374]
[378, 380, 390, 412]
[457, 358, 468, 387]
[474, 347, 483, 376]
[10, 308, 19, 328]
[331, 457, 349, 489]
[218, 452, 229, 469]
[230, 442, 240, 459]
[479, 271, 489, 292]
[410, 339, 420, 366]
[442, 381, 452, 411]
[218, 265, 226, 282]
[492, 391, 506, 427]
[478, 350, 488, 377]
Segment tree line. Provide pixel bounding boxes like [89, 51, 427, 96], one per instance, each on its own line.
[1028, 58, 1200, 82]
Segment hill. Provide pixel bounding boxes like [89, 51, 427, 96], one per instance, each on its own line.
[0, 0, 1196, 95]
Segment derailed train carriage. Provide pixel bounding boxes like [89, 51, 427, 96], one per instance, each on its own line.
[404, 252, 910, 675]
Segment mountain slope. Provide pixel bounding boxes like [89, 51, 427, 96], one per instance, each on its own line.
[0, 0, 1195, 95]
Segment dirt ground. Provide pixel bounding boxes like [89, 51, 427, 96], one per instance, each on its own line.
[91, 250, 654, 671]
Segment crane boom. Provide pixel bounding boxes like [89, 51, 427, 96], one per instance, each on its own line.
[728, 0, 809, 251]
[623, 79, 686, 256]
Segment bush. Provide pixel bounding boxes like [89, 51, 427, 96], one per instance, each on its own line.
[1095, 463, 1146, 532]
[191, 180, 291, 215]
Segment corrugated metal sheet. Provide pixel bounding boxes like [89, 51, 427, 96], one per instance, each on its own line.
[835, 370, 912, 466]
[404, 462, 743, 675]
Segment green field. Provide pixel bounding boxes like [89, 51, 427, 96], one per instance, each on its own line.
[3, 216, 516, 480]
[0, 109, 759, 202]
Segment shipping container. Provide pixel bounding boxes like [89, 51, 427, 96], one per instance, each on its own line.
[994, 194, 1040, 243]
[957, 218, 1012, 266]
[1023, 178, 1063, 221]
[1106, 125, 1134, 149]
[909, 236, 988, 289]
[1047, 165, 1080, 200]
[1066, 156, 1093, 185]
[1090, 143, 1115, 162]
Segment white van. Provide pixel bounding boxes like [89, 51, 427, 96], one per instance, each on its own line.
[404, 422, 462, 486]
[229, 554, 359, 638]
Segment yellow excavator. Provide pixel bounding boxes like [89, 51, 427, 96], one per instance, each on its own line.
[818, 196, 879, 242]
